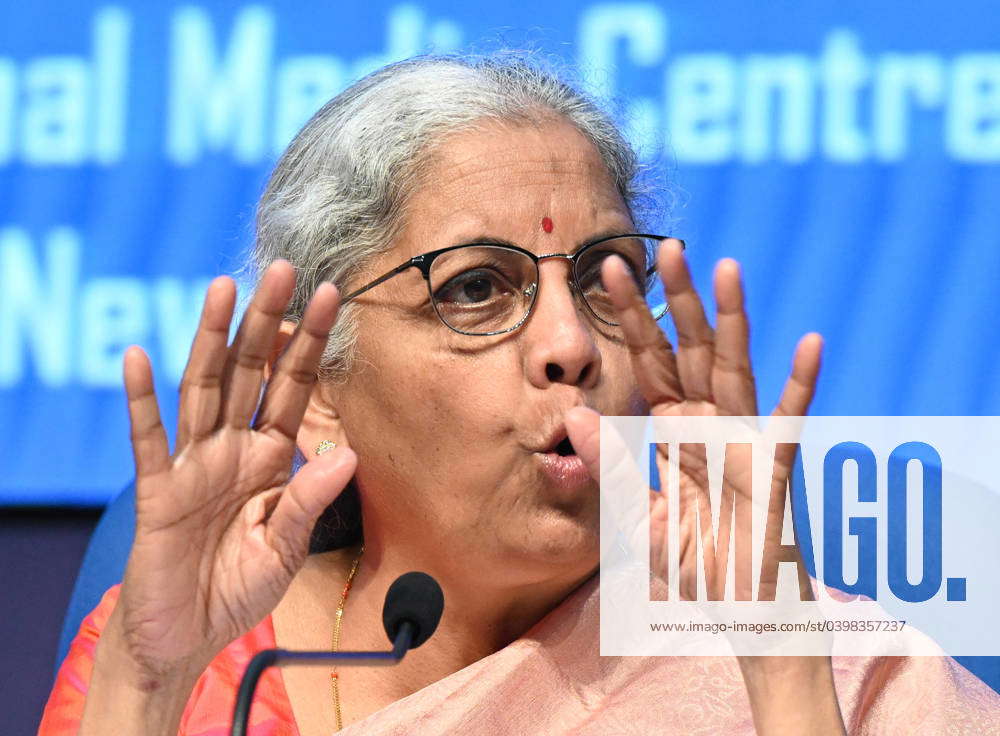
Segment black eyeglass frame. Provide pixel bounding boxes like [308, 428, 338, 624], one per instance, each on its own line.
[339, 233, 683, 337]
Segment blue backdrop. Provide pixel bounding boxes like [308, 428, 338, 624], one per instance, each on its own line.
[2, 1, 999, 505]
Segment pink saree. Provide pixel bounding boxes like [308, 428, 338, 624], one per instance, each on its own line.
[41, 579, 1000, 735]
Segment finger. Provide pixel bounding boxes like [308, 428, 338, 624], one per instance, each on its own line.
[772, 333, 822, 418]
[219, 261, 296, 430]
[772, 333, 823, 469]
[567, 405, 665, 541]
[124, 346, 170, 478]
[566, 405, 601, 482]
[603, 254, 683, 408]
[659, 239, 715, 402]
[176, 276, 237, 450]
[266, 447, 358, 563]
[650, 447, 670, 589]
[254, 282, 340, 442]
[711, 259, 758, 416]
[577, 407, 657, 572]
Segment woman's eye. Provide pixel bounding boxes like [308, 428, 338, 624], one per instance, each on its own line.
[578, 251, 644, 293]
[436, 270, 508, 304]
[577, 262, 605, 292]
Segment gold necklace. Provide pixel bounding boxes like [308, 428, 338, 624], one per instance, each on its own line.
[331, 543, 364, 731]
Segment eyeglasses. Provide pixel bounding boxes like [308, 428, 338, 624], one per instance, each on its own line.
[340, 234, 681, 337]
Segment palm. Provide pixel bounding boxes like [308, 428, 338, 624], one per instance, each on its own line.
[118, 262, 356, 673]
[568, 240, 821, 602]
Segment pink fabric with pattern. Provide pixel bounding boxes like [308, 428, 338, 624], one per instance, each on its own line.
[40, 579, 1000, 735]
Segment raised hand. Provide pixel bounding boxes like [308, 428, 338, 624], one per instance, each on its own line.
[108, 260, 356, 681]
[568, 239, 822, 596]
[566, 240, 844, 736]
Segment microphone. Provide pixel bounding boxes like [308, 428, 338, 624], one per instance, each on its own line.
[230, 571, 444, 736]
[383, 571, 445, 649]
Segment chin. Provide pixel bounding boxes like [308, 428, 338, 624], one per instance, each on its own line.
[516, 505, 600, 570]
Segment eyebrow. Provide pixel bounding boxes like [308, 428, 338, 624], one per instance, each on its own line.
[449, 228, 636, 254]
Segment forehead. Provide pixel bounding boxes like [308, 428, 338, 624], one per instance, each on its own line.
[432, 117, 611, 181]
[397, 118, 631, 255]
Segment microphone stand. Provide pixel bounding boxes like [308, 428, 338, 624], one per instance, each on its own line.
[230, 621, 416, 736]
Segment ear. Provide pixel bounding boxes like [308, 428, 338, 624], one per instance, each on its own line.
[265, 321, 350, 461]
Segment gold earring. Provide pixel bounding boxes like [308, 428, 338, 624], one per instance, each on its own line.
[315, 440, 337, 455]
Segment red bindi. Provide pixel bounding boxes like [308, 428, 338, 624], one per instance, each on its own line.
[541, 216, 554, 233]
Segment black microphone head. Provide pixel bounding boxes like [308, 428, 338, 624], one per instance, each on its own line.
[382, 571, 444, 649]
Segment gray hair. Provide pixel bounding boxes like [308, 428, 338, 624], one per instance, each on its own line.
[252, 51, 652, 380]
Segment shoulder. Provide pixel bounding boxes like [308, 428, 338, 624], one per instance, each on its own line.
[40, 585, 296, 736]
[181, 610, 297, 735]
[834, 655, 1000, 733]
[39, 585, 122, 735]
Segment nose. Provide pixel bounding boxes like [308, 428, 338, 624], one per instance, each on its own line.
[522, 258, 602, 390]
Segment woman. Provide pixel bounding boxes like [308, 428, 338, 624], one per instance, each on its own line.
[41, 53, 999, 735]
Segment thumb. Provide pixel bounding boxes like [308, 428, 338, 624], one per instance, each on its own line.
[565, 406, 601, 482]
[266, 447, 358, 559]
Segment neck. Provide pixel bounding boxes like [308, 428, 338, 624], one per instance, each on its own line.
[337, 537, 596, 699]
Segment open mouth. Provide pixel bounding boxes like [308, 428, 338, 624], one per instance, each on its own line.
[554, 436, 576, 457]
[537, 433, 590, 491]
